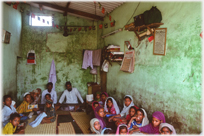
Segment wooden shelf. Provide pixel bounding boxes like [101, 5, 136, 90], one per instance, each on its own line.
[125, 22, 164, 41]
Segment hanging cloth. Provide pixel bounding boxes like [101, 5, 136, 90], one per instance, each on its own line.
[82, 50, 93, 69]
[48, 59, 57, 90]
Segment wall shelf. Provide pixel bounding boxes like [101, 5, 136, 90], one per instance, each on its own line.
[125, 22, 164, 41]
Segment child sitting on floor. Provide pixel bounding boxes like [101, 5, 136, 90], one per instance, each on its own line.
[109, 95, 134, 123]
[41, 99, 56, 124]
[159, 123, 177, 135]
[31, 89, 40, 104]
[116, 124, 129, 135]
[2, 113, 24, 134]
[100, 92, 109, 106]
[90, 118, 102, 134]
[128, 108, 149, 134]
[94, 106, 106, 129]
[16, 92, 39, 114]
[95, 92, 101, 102]
[116, 106, 138, 126]
[45, 93, 60, 111]
[133, 111, 166, 134]
[92, 101, 100, 110]
[2, 95, 17, 127]
[104, 97, 120, 115]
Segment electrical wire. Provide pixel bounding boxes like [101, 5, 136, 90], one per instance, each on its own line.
[123, 2, 140, 28]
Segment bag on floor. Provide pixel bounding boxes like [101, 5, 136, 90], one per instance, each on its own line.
[143, 6, 162, 25]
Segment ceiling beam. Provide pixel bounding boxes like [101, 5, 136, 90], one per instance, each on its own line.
[33, 2, 103, 21]
[63, 2, 71, 16]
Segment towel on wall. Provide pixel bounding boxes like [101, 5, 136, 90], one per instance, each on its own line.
[92, 49, 101, 66]
[49, 59, 57, 90]
[82, 50, 93, 69]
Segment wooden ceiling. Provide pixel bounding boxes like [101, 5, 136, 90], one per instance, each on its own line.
[27, 1, 125, 21]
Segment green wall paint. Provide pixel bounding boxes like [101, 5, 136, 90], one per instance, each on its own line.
[17, 4, 97, 102]
[99, 2, 202, 134]
[2, 3, 22, 101]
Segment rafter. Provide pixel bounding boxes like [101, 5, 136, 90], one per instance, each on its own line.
[33, 2, 103, 21]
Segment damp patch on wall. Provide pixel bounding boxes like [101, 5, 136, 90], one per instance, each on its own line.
[46, 32, 68, 52]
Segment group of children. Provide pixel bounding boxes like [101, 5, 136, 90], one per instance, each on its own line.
[90, 92, 177, 135]
[2, 88, 56, 134]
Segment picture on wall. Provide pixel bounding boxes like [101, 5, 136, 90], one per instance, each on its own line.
[2, 29, 11, 44]
[153, 28, 167, 55]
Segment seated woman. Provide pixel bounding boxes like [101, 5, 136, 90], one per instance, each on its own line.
[159, 123, 177, 135]
[90, 118, 102, 134]
[132, 111, 166, 134]
[128, 108, 149, 134]
[94, 106, 106, 129]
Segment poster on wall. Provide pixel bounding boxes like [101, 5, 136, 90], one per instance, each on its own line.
[153, 28, 167, 55]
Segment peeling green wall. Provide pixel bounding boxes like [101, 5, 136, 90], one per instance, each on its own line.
[17, 4, 97, 102]
[2, 3, 22, 101]
[100, 2, 202, 134]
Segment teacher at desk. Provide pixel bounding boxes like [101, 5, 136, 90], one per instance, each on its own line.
[58, 81, 84, 111]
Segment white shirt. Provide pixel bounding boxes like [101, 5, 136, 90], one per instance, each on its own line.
[2, 105, 16, 127]
[58, 88, 84, 104]
[41, 89, 57, 104]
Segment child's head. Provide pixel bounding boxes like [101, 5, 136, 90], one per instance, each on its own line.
[107, 98, 113, 108]
[46, 99, 53, 108]
[129, 106, 137, 117]
[119, 125, 128, 135]
[152, 111, 166, 128]
[47, 82, 53, 90]
[160, 127, 172, 135]
[45, 93, 51, 100]
[24, 92, 31, 103]
[10, 113, 20, 127]
[3, 95, 12, 107]
[101, 93, 107, 101]
[93, 102, 99, 109]
[90, 118, 101, 133]
[159, 123, 176, 135]
[32, 90, 38, 98]
[95, 106, 105, 118]
[36, 88, 41, 94]
[103, 128, 115, 134]
[95, 92, 101, 100]
[124, 95, 132, 107]
[135, 109, 145, 124]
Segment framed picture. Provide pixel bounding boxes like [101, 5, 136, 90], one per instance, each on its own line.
[3, 30, 11, 44]
[153, 28, 167, 55]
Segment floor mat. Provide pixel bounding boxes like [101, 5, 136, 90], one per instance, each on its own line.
[25, 115, 58, 134]
[58, 122, 76, 134]
[70, 112, 91, 134]
[56, 110, 70, 115]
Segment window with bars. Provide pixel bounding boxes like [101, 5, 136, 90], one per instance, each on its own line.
[29, 15, 52, 26]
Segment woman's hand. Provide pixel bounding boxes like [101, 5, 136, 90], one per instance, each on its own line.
[108, 116, 114, 122]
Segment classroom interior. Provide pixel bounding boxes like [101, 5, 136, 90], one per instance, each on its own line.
[1, 1, 202, 135]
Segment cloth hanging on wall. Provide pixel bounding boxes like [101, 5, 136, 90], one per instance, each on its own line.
[48, 60, 57, 90]
[82, 50, 93, 69]
[27, 50, 36, 65]
[92, 49, 101, 66]
[90, 66, 97, 75]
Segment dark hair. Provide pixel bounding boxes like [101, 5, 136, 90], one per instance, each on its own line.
[10, 112, 20, 121]
[136, 108, 144, 116]
[65, 81, 72, 87]
[124, 96, 132, 101]
[93, 101, 99, 105]
[101, 92, 107, 97]
[104, 128, 115, 134]
[106, 98, 113, 108]
[162, 127, 172, 133]
[3, 95, 12, 102]
[45, 93, 51, 98]
[47, 82, 53, 87]
[130, 106, 137, 112]
[119, 126, 127, 133]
